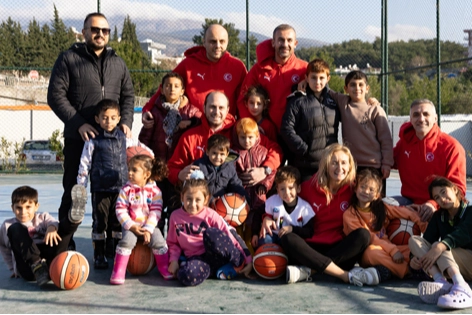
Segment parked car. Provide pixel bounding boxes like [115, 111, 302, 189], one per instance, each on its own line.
[21, 140, 60, 164]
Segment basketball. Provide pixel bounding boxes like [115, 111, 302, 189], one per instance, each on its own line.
[253, 243, 288, 280]
[213, 193, 249, 227]
[127, 240, 155, 276]
[386, 218, 421, 245]
[49, 251, 89, 290]
[126, 146, 153, 163]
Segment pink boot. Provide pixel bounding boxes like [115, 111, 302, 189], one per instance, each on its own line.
[154, 250, 173, 280]
[110, 247, 131, 285]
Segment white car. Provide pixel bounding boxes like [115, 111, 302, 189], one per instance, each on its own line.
[21, 140, 60, 164]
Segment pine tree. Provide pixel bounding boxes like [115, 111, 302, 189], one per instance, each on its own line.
[0, 17, 25, 67]
[50, 5, 75, 56]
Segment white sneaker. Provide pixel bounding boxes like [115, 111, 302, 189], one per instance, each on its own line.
[286, 265, 312, 284]
[418, 281, 453, 304]
[437, 284, 472, 309]
[350, 267, 380, 287]
[70, 184, 87, 224]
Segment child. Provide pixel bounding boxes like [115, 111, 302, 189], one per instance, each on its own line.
[76, 99, 153, 269]
[254, 166, 315, 248]
[410, 177, 472, 309]
[0, 186, 84, 286]
[232, 117, 276, 251]
[280, 59, 340, 182]
[329, 70, 393, 196]
[192, 134, 247, 202]
[166, 171, 253, 286]
[343, 168, 427, 283]
[139, 72, 202, 162]
[110, 155, 171, 284]
[243, 85, 277, 142]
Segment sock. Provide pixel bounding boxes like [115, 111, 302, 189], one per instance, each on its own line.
[433, 272, 448, 283]
[452, 274, 468, 287]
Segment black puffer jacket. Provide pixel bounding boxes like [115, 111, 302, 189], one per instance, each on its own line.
[280, 86, 340, 172]
[48, 43, 134, 139]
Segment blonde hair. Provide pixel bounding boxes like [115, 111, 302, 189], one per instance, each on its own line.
[236, 117, 259, 137]
[313, 143, 356, 204]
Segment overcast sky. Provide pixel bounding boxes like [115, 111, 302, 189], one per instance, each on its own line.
[1, 0, 470, 44]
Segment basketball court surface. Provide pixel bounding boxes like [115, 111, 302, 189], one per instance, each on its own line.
[1, 173, 472, 314]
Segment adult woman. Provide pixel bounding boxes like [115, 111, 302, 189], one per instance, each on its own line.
[280, 143, 378, 286]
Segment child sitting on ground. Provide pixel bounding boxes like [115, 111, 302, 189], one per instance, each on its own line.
[410, 176, 472, 310]
[0, 185, 85, 286]
[254, 166, 315, 248]
[243, 85, 277, 142]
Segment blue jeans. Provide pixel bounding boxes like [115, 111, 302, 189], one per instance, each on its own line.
[258, 233, 281, 247]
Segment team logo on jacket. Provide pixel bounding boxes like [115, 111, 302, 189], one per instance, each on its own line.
[340, 201, 349, 211]
[426, 152, 434, 162]
[223, 73, 232, 82]
[291, 74, 300, 83]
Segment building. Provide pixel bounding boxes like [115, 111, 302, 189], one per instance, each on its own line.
[140, 39, 183, 65]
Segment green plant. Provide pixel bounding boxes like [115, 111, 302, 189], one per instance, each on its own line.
[0, 137, 13, 171]
[13, 139, 27, 172]
[49, 129, 64, 162]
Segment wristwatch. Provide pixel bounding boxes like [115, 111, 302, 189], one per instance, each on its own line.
[263, 166, 272, 175]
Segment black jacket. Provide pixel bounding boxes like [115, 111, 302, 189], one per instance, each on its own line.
[280, 86, 340, 172]
[48, 43, 134, 139]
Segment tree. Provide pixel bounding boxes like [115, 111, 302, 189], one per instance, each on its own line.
[50, 5, 76, 57]
[0, 17, 25, 67]
[112, 25, 119, 42]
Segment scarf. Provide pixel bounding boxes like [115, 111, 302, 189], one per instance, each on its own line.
[162, 97, 182, 147]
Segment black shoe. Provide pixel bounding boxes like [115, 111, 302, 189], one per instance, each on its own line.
[31, 259, 50, 286]
[94, 255, 109, 269]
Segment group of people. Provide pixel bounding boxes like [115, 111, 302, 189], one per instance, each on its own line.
[0, 11, 471, 310]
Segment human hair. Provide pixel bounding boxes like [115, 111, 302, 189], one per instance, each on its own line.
[128, 155, 168, 183]
[350, 168, 385, 231]
[204, 90, 229, 109]
[161, 72, 185, 89]
[83, 12, 107, 29]
[428, 176, 467, 204]
[181, 178, 211, 206]
[95, 99, 120, 117]
[206, 134, 230, 153]
[314, 143, 356, 204]
[306, 58, 330, 77]
[275, 166, 301, 187]
[410, 98, 436, 111]
[243, 85, 270, 118]
[273, 24, 296, 39]
[236, 117, 259, 137]
[11, 185, 38, 205]
[344, 70, 369, 86]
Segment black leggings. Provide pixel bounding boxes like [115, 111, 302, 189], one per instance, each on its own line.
[281, 228, 370, 272]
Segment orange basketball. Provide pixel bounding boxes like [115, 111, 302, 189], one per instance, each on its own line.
[386, 218, 421, 245]
[126, 146, 153, 163]
[49, 251, 89, 290]
[253, 243, 288, 280]
[127, 240, 155, 276]
[212, 193, 249, 227]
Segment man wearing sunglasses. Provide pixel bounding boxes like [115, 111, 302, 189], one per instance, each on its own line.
[48, 12, 134, 252]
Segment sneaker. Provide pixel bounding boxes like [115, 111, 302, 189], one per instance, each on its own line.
[94, 255, 109, 270]
[350, 267, 380, 287]
[286, 265, 312, 284]
[437, 284, 472, 309]
[217, 263, 239, 280]
[31, 259, 50, 286]
[70, 184, 87, 224]
[417, 280, 453, 304]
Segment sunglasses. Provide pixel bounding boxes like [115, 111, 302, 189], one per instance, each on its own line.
[89, 26, 110, 35]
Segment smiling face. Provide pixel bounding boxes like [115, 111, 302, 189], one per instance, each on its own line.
[276, 180, 300, 207]
[206, 147, 229, 167]
[410, 102, 437, 140]
[355, 178, 380, 208]
[272, 28, 298, 64]
[12, 200, 39, 223]
[95, 108, 120, 132]
[82, 15, 110, 55]
[203, 24, 228, 63]
[162, 77, 184, 104]
[246, 94, 265, 121]
[307, 71, 330, 97]
[328, 150, 351, 185]
[182, 187, 208, 215]
[344, 78, 369, 102]
[204, 92, 229, 130]
[431, 185, 460, 210]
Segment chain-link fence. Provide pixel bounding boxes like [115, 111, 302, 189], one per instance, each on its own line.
[1, 0, 471, 173]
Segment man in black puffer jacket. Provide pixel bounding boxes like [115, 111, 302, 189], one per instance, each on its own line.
[48, 12, 134, 251]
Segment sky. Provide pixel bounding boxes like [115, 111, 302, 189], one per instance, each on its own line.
[1, 0, 471, 44]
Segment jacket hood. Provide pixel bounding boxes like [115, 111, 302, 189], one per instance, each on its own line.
[256, 39, 275, 64]
[398, 122, 440, 144]
[183, 45, 231, 65]
[200, 111, 236, 134]
[70, 42, 115, 58]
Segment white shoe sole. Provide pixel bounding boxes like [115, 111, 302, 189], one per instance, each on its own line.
[70, 185, 87, 223]
[418, 281, 453, 304]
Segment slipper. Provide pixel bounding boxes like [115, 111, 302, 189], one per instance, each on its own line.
[437, 284, 472, 309]
[417, 281, 453, 304]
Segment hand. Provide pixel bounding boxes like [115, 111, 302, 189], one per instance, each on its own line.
[420, 242, 446, 271]
[297, 79, 307, 92]
[367, 97, 380, 106]
[251, 235, 259, 249]
[238, 262, 257, 279]
[142, 231, 151, 245]
[78, 123, 98, 142]
[239, 167, 266, 186]
[142, 111, 154, 129]
[120, 124, 132, 139]
[44, 226, 61, 246]
[418, 202, 436, 222]
[392, 251, 404, 264]
[409, 256, 422, 270]
[129, 224, 145, 236]
[260, 217, 276, 239]
[10, 272, 20, 278]
[381, 165, 390, 179]
[168, 260, 179, 277]
[256, 185, 267, 196]
[178, 120, 192, 130]
[178, 165, 200, 182]
[278, 225, 293, 238]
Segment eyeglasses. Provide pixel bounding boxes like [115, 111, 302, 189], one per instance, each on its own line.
[89, 27, 110, 35]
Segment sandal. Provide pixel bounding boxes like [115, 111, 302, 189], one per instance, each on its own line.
[417, 281, 452, 304]
[437, 284, 472, 309]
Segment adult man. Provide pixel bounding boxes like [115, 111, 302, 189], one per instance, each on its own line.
[48, 13, 134, 251]
[393, 99, 466, 221]
[141, 24, 247, 124]
[168, 91, 282, 186]
[237, 24, 308, 130]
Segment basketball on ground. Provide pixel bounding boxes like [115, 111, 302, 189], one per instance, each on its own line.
[386, 218, 421, 245]
[127, 240, 155, 276]
[49, 251, 89, 290]
[253, 243, 288, 280]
